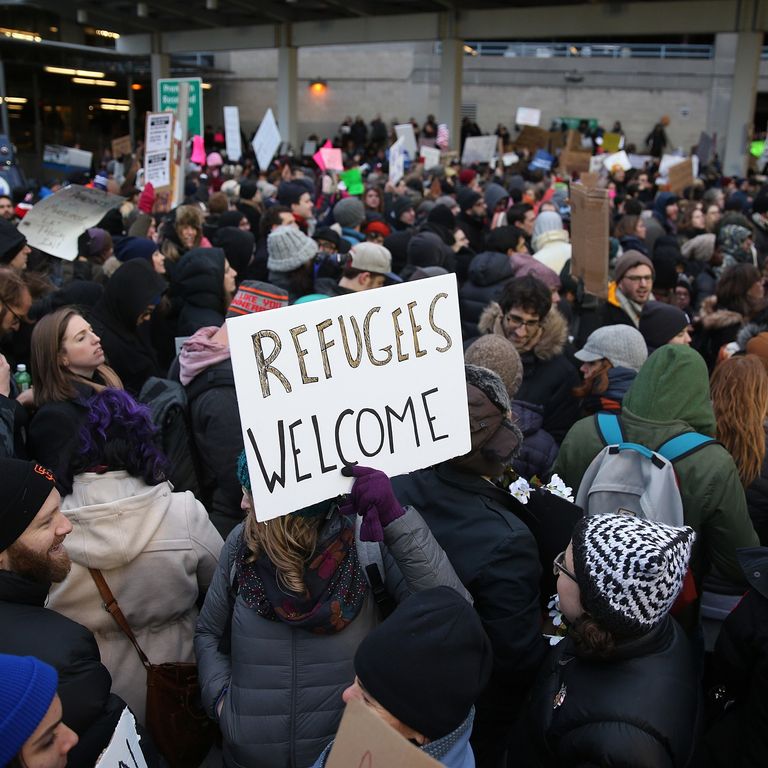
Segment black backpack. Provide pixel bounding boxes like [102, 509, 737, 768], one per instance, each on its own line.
[138, 377, 202, 496]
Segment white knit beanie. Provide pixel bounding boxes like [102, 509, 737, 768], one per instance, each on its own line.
[267, 225, 317, 272]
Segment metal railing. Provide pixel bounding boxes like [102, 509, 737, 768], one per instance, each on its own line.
[459, 41, 715, 60]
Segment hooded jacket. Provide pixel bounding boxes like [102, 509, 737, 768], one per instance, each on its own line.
[89, 260, 165, 394]
[48, 472, 223, 723]
[694, 295, 745, 370]
[459, 252, 516, 340]
[553, 345, 759, 593]
[173, 246, 227, 335]
[532, 213, 571, 275]
[478, 304, 579, 442]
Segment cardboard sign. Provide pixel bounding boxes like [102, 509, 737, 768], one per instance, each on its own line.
[419, 145, 441, 169]
[461, 135, 497, 165]
[516, 107, 541, 127]
[326, 700, 440, 768]
[252, 108, 281, 171]
[313, 139, 332, 171]
[389, 137, 406, 184]
[514, 126, 550, 152]
[94, 708, 147, 768]
[570, 184, 609, 299]
[668, 157, 694, 194]
[18, 185, 124, 261]
[566, 129, 582, 151]
[548, 131, 566, 154]
[559, 150, 591, 176]
[43, 145, 92, 172]
[394, 123, 418, 158]
[223, 106, 242, 161]
[601, 132, 623, 153]
[111, 135, 132, 159]
[602, 150, 632, 172]
[578, 172, 600, 189]
[227, 274, 470, 520]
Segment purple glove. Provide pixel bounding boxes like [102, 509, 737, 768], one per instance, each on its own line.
[339, 465, 405, 542]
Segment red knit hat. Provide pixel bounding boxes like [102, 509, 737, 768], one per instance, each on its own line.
[363, 219, 392, 238]
[138, 182, 155, 214]
[458, 168, 477, 186]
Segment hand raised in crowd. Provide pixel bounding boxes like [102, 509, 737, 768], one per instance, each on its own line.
[0, 354, 9, 397]
[16, 387, 34, 409]
[340, 465, 405, 542]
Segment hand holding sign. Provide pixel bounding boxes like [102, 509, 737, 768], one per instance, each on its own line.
[340, 465, 405, 542]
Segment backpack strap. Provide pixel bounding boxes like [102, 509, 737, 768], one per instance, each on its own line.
[596, 412, 625, 446]
[657, 432, 716, 463]
[355, 515, 395, 619]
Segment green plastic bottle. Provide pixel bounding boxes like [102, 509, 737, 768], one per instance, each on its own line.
[14, 364, 31, 392]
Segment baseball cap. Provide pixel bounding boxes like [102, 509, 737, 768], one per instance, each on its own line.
[347, 242, 402, 283]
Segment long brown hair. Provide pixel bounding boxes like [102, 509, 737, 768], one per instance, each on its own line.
[710, 354, 768, 486]
[30, 307, 123, 408]
[572, 359, 613, 399]
[244, 507, 321, 594]
[0, 266, 30, 329]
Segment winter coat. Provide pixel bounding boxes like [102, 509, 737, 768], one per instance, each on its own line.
[312, 710, 477, 768]
[173, 247, 227, 336]
[532, 229, 571, 276]
[184, 358, 245, 537]
[579, 365, 636, 415]
[0, 391, 27, 459]
[0, 570, 127, 768]
[745, 429, 768, 546]
[702, 547, 768, 768]
[89, 260, 166, 394]
[195, 506, 468, 768]
[456, 212, 486, 254]
[478, 304, 580, 442]
[391, 464, 548, 768]
[553, 345, 759, 599]
[48, 472, 223, 723]
[752, 213, 768, 267]
[510, 400, 559, 479]
[459, 252, 515, 340]
[521, 616, 700, 768]
[596, 281, 642, 329]
[694, 264, 719, 309]
[693, 295, 745, 370]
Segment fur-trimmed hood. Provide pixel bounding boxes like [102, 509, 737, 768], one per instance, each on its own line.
[737, 321, 768, 350]
[698, 295, 745, 331]
[477, 302, 568, 361]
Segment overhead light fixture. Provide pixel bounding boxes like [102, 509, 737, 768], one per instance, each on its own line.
[309, 79, 327, 95]
[1, 97, 28, 104]
[463, 44, 478, 56]
[137, 2, 148, 17]
[131, 83, 143, 90]
[45, 66, 105, 77]
[72, 77, 117, 86]
[100, 97, 130, 105]
[201, 82, 212, 90]
[206, 0, 218, 8]
[92, 28, 120, 39]
[100, 104, 130, 111]
[6, 104, 24, 111]
[0, 27, 42, 43]
[76, 9, 88, 24]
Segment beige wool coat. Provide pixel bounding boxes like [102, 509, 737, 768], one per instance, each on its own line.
[49, 471, 223, 723]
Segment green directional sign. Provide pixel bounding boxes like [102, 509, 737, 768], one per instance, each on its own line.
[156, 77, 204, 137]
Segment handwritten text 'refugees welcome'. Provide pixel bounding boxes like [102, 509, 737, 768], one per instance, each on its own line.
[246, 292, 456, 491]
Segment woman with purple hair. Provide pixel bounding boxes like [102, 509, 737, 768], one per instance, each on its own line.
[47, 388, 223, 726]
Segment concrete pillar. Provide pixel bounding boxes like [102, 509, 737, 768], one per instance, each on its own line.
[438, 38, 463, 153]
[151, 33, 171, 112]
[277, 45, 298, 149]
[722, 31, 762, 176]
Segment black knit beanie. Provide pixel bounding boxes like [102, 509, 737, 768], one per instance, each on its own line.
[639, 301, 689, 352]
[0, 460, 56, 552]
[354, 586, 493, 739]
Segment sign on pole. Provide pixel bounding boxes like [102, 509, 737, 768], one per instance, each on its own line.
[389, 137, 406, 184]
[143, 112, 174, 210]
[18, 185, 124, 261]
[570, 184, 610, 299]
[227, 274, 470, 520]
[156, 77, 204, 137]
[223, 106, 242, 161]
[251, 108, 281, 171]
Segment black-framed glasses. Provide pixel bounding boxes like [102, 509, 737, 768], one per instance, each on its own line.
[622, 273, 653, 284]
[1, 302, 23, 327]
[503, 312, 540, 331]
[553, 551, 578, 583]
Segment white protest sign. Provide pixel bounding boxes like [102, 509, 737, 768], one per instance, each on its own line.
[516, 107, 541, 127]
[419, 145, 441, 169]
[223, 106, 242, 161]
[628, 154, 652, 170]
[461, 135, 498, 165]
[394, 123, 418, 158]
[145, 151, 170, 188]
[43, 145, 93, 171]
[502, 152, 520, 167]
[589, 155, 604, 174]
[227, 274, 470, 520]
[389, 137, 406, 185]
[95, 708, 147, 768]
[144, 112, 173, 190]
[252, 108, 281, 171]
[602, 150, 632, 172]
[18, 185, 124, 261]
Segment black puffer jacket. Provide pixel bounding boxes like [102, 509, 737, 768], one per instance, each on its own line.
[459, 251, 515, 340]
[521, 616, 700, 768]
[746, 433, 768, 546]
[510, 400, 558, 479]
[173, 247, 227, 336]
[0, 570, 127, 768]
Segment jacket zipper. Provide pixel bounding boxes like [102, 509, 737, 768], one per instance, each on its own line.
[290, 630, 297, 768]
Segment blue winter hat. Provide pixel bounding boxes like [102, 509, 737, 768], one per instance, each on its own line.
[0, 654, 58, 767]
[114, 236, 157, 263]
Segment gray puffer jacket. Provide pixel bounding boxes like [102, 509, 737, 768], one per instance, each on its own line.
[195, 506, 469, 768]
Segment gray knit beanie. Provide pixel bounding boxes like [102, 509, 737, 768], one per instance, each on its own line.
[614, 250, 655, 283]
[267, 225, 317, 272]
[334, 197, 366, 229]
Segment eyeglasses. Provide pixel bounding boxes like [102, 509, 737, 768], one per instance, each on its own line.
[622, 274, 653, 284]
[1, 302, 23, 328]
[504, 312, 541, 331]
[553, 551, 578, 583]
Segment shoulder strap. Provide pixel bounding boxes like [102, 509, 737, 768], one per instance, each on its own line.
[596, 412, 624, 446]
[657, 432, 716, 463]
[88, 568, 151, 669]
[354, 516, 395, 619]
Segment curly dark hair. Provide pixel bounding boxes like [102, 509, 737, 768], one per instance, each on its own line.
[73, 388, 170, 485]
[498, 274, 552, 320]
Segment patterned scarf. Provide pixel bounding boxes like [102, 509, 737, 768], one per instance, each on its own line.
[235, 514, 368, 635]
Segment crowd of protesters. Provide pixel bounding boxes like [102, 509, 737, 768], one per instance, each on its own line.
[0, 110, 767, 768]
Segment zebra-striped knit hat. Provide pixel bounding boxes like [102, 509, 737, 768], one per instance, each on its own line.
[572, 514, 694, 637]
